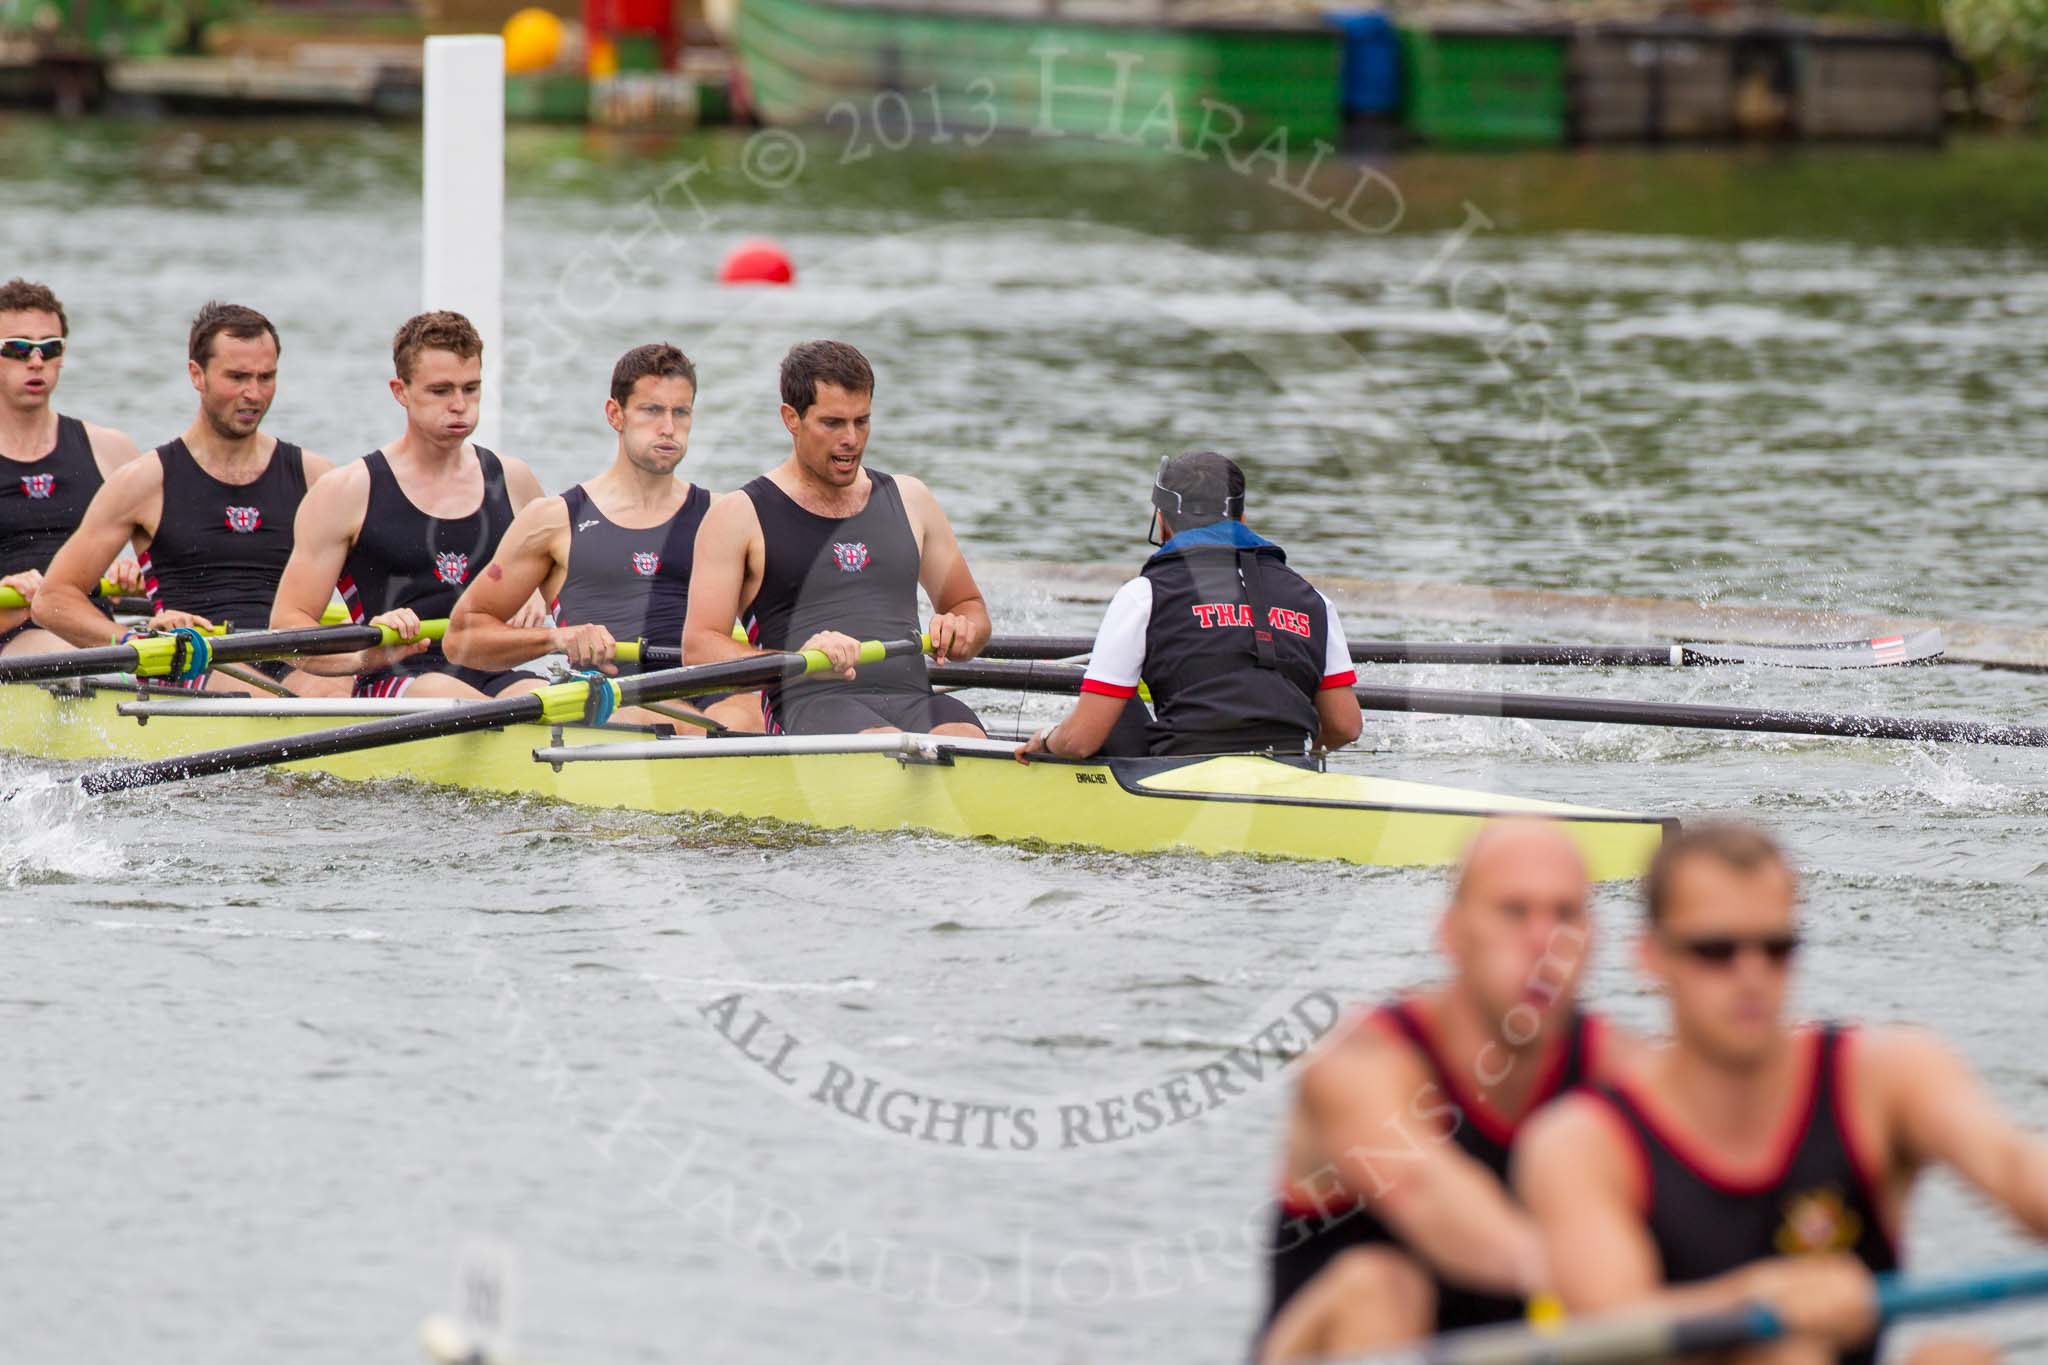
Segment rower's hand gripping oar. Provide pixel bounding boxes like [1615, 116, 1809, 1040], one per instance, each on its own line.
[59, 637, 928, 798]
[974, 629, 1945, 670]
[0, 619, 450, 686]
[0, 576, 123, 611]
[1339, 1260, 2048, 1365]
[927, 659, 2048, 750]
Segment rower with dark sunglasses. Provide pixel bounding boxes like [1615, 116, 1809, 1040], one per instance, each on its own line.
[1517, 821, 2048, 1365]
[0, 278, 144, 656]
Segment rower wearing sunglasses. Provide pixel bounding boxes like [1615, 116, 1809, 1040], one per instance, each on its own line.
[1016, 450, 1362, 761]
[0, 278, 145, 657]
[1517, 822, 2048, 1365]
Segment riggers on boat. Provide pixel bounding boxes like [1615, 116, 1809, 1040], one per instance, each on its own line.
[0, 678, 1671, 877]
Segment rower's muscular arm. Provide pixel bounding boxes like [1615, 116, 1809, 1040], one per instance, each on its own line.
[1514, 1096, 1662, 1311]
[1298, 1027, 1545, 1297]
[446, 496, 577, 671]
[899, 475, 989, 665]
[83, 421, 144, 478]
[34, 455, 164, 647]
[494, 455, 552, 629]
[1869, 1027, 2048, 1237]
[1516, 1097, 1880, 1349]
[1315, 596, 1364, 751]
[682, 491, 765, 665]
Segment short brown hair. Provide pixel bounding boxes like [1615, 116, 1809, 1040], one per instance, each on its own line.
[611, 342, 696, 406]
[0, 279, 67, 336]
[392, 310, 482, 382]
[780, 339, 872, 416]
[189, 301, 280, 367]
[1644, 821, 1793, 925]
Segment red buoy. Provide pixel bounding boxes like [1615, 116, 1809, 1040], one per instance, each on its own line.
[720, 239, 795, 286]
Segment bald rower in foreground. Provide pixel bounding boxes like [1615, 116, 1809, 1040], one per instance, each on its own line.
[1257, 820, 1645, 1361]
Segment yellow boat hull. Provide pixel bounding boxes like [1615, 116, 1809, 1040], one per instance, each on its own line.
[0, 681, 1671, 877]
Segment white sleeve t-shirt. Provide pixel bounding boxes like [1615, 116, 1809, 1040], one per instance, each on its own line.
[1079, 576, 1358, 698]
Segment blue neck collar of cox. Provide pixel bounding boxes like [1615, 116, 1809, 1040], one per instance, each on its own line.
[1152, 519, 1280, 559]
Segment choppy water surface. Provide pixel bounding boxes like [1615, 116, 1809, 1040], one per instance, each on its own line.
[3, 116, 2048, 1363]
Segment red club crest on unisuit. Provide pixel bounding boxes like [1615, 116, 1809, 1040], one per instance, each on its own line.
[631, 551, 661, 577]
[20, 474, 55, 499]
[223, 505, 261, 533]
[433, 550, 470, 585]
[830, 541, 870, 573]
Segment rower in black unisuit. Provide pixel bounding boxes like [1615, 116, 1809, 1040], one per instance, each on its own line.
[140, 436, 307, 631]
[1586, 1025, 1898, 1365]
[1264, 1000, 1602, 1338]
[0, 414, 109, 647]
[0, 414, 101, 580]
[339, 447, 531, 698]
[741, 469, 977, 734]
[553, 482, 707, 671]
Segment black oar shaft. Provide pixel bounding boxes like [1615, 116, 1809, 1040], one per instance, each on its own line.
[0, 643, 161, 684]
[72, 640, 926, 797]
[975, 635, 1679, 665]
[0, 622, 403, 685]
[1354, 683, 2048, 748]
[976, 636, 1944, 668]
[926, 661, 2048, 750]
[78, 690, 543, 794]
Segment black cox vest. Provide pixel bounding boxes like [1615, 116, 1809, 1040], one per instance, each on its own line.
[1139, 540, 1330, 756]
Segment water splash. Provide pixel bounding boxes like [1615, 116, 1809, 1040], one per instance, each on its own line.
[0, 768, 124, 887]
[1886, 747, 2027, 811]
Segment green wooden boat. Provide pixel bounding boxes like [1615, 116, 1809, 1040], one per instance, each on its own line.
[733, 0, 1342, 146]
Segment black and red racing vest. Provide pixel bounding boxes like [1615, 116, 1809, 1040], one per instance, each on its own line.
[1139, 535, 1331, 755]
[1590, 1026, 1898, 1365]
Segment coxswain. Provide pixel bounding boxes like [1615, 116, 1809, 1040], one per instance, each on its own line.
[445, 341, 759, 732]
[1517, 822, 2048, 1365]
[34, 302, 340, 695]
[0, 277, 145, 656]
[269, 310, 550, 698]
[1017, 451, 1362, 761]
[1257, 819, 1643, 1363]
[682, 340, 989, 735]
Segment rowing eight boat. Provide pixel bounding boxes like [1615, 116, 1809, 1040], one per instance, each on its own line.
[0, 678, 1671, 877]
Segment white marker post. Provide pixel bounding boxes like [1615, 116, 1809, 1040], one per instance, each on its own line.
[422, 35, 505, 450]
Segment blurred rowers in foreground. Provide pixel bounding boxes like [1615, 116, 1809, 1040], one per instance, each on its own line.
[1517, 821, 2048, 1365]
[1256, 818, 1641, 1360]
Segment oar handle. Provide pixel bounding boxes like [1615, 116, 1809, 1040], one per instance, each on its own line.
[374, 619, 448, 647]
[611, 633, 922, 671]
[0, 577, 122, 610]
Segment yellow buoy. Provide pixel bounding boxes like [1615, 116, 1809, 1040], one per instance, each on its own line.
[501, 7, 565, 75]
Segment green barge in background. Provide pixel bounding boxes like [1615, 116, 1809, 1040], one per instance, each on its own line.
[733, 0, 1345, 143]
[1, 0, 1960, 147]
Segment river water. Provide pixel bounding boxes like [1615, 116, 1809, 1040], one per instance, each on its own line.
[2, 115, 2047, 1363]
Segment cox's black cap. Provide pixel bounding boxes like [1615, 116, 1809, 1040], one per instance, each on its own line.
[1151, 450, 1246, 524]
